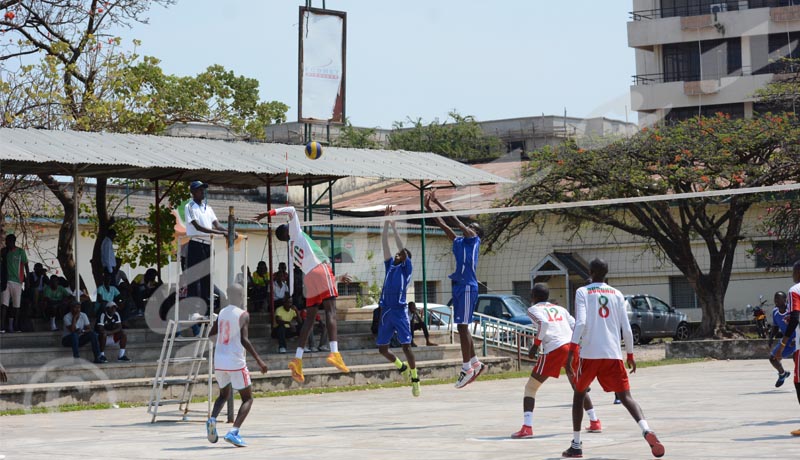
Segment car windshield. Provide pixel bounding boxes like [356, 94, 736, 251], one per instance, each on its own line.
[504, 296, 529, 317]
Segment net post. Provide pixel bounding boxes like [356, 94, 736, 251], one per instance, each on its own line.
[419, 181, 428, 325]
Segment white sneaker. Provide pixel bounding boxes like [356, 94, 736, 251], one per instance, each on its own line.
[303, 347, 312, 352]
[318, 345, 329, 352]
[454, 366, 476, 389]
[279, 347, 287, 353]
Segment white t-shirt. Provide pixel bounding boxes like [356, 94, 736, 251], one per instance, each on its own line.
[63, 311, 91, 337]
[214, 305, 247, 370]
[527, 302, 575, 354]
[270, 207, 331, 295]
[789, 281, 800, 349]
[570, 282, 634, 360]
[185, 200, 218, 238]
[273, 280, 289, 301]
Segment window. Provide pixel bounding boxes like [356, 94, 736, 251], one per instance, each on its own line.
[338, 282, 363, 297]
[512, 281, 531, 299]
[661, 0, 739, 18]
[664, 103, 745, 123]
[752, 33, 800, 75]
[629, 297, 650, 312]
[414, 281, 438, 304]
[749, 0, 798, 9]
[662, 38, 741, 83]
[669, 276, 700, 309]
[649, 297, 671, 314]
[753, 241, 800, 268]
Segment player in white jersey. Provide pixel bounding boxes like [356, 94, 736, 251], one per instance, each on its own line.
[510, 283, 601, 439]
[771, 260, 800, 436]
[206, 284, 268, 448]
[563, 259, 664, 459]
[255, 206, 349, 383]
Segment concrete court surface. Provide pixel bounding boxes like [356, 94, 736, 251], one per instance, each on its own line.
[0, 360, 798, 460]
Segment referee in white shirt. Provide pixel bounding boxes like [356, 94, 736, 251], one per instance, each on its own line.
[185, 181, 231, 309]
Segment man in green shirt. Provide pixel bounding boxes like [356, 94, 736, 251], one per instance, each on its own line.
[1, 234, 29, 333]
[44, 276, 72, 331]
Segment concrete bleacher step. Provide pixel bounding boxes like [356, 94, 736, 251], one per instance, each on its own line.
[1, 344, 464, 385]
[0, 355, 515, 411]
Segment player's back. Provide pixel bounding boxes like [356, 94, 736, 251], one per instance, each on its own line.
[214, 305, 246, 370]
[528, 302, 574, 353]
[449, 236, 480, 285]
[573, 283, 629, 360]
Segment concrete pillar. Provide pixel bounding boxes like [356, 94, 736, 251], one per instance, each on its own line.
[741, 35, 752, 76]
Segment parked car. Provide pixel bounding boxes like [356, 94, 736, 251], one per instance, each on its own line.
[448, 294, 533, 326]
[361, 303, 452, 330]
[625, 295, 690, 344]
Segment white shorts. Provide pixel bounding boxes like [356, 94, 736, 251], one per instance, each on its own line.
[215, 367, 251, 390]
[1, 281, 22, 309]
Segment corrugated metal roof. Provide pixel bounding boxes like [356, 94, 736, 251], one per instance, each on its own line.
[0, 129, 512, 187]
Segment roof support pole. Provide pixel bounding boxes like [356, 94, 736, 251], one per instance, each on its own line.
[328, 179, 335, 276]
[266, 178, 275, 329]
[419, 180, 428, 325]
[154, 180, 162, 283]
[73, 175, 80, 300]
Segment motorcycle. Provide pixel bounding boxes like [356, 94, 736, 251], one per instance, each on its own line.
[748, 295, 769, 339]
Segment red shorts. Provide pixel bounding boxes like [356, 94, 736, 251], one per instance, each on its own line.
[304, 263, 338, 308]
[574, 358, 630, 393]
[532, 344, 578, 379]
[794, 350, 799, 385]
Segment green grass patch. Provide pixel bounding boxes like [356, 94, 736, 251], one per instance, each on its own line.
[0, 357, 710, 416]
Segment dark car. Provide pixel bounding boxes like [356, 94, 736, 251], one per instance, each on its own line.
[470, 294, 534, 326]
[625, 295, 690, 344]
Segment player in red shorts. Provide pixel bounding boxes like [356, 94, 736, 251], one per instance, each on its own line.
[510, 283, 601, 439]
[563, 259, 664, 458]
[771, 260, 800, 436]
[255, 206, 349, 383]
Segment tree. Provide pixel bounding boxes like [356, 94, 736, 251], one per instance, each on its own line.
[333, 119, 381, 149]
[484, 113, 800, 338]
[389, 111, 504, 162]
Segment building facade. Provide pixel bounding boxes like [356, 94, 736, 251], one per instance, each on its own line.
[629, 0, 800, 125]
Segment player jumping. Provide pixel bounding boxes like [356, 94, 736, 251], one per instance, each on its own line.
[255, 206, 349, 383]
[375, 205, 420, 397]
[425, 190, 485, 388]
[511, 283, 601, 439]
[563, 259, 664, 458]
[206, 283, 268, 447]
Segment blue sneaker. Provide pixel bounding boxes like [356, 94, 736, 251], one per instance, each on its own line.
[206, 419, 218, 443]
[224, 431, 246, 447]
[776, 371, 791, 388]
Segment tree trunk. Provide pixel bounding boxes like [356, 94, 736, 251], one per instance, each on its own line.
[90, 177, 110, 287]
[693, 273, 730, 338]
[39, 175, 83, 287]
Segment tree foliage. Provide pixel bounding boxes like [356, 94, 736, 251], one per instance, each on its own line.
[332, 119, 381, 149]
[389, 111, 504, 161]
[485, 113, 800, 338]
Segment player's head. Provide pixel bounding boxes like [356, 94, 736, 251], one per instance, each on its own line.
[775, 291, 787, 308]
[531, 283, 549, 304]
[589, 258, 609, 282]
[227, 283, 244, 308]
[794, 260, 800, 283]
[468, 222, 484, 239]
[275, 224, 289, 242]
[408, 301, 417, 314]
[394, 248, 411, 265]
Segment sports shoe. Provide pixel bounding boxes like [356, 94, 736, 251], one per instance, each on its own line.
[586, 419, 602, 433]
[318, 344, 329, 352]
[326, 352, 350, 373]
[466, 361, 486, 385]
[613, 398, 622, 404]
[118, 354, 131, 362]
[511, 425, 533, 439]
[223, 431, 246, 447]
[776, 371, 791, 388]
[288, 358, 305, 383]
[278, 347, 287, 353]
[454, 366, 475, 389]
[411, 377, 421, 397]
[399, 362, 411, 381]
[206, 419, 218, 443]
[562, 443, 583, 458]
[303, 346, 312, 353]
[791, 428, 800, 436]
[644, 430, 665, 458]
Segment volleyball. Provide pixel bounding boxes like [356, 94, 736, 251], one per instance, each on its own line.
[305, 141, 323, 160]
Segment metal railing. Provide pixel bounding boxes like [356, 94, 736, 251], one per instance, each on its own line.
[630, 1, 798, 20]
[471, 312, 536, 357]
[633, 62, 799, 86]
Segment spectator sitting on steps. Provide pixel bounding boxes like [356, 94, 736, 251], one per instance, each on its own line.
[62, 299, 103, 363]
[96, 301, 130, 361]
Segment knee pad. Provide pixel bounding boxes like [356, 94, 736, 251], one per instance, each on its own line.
[524, 377, 543, 399]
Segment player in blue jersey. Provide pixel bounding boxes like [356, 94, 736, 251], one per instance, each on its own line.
[375, 206, 420, 397]
[425, 190, 486, 389]
[768, 291, 795, 387]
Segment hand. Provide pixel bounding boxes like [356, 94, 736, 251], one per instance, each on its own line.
[0, 365, 6, 383]
[424, 193, 431, 208]
[384, 205, 393, 216]
[338, 273, 353, 283]
[253, 212, 269, 222]
[257, 359, 268, 374]
[565, 352, 575, 380]
[626, 355, 637, 374]
[528, 345, 538, 360]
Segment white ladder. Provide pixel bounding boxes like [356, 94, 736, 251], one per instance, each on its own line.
[147, 314, 214, 423]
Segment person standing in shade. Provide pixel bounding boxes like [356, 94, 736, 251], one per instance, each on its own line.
[1, 234, 29, 333]
[424, 190, 485, 388]
[510, 283, 601, 439]
[563, 259, 664, 458]
[254, 206, 350, 383]
[185, 181, 231, 309]
[375, 206, 420, 397]
[100, 229, 116, 281]
[206, 284, 268, 447]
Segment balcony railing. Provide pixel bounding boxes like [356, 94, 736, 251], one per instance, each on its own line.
[633, 62, 799, 85]
[630, 1, 799, 21]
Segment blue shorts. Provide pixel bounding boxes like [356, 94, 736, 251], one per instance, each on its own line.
[376, 307, 412, 346]
[773, 341, 796, 359]
[452, 283, 478, 325]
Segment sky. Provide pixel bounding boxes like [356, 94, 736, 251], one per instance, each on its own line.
[118, 0, 636, 129]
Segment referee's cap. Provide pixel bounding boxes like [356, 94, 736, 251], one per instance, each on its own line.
[189, 181, 208, 191]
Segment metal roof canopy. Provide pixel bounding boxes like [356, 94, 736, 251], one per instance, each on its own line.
[0, 128, 511, 187]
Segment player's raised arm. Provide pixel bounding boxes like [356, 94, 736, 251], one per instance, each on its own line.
[382, 205, 393, 261]
[425, 191, 457, 241]
[429, 189, 476, 238]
